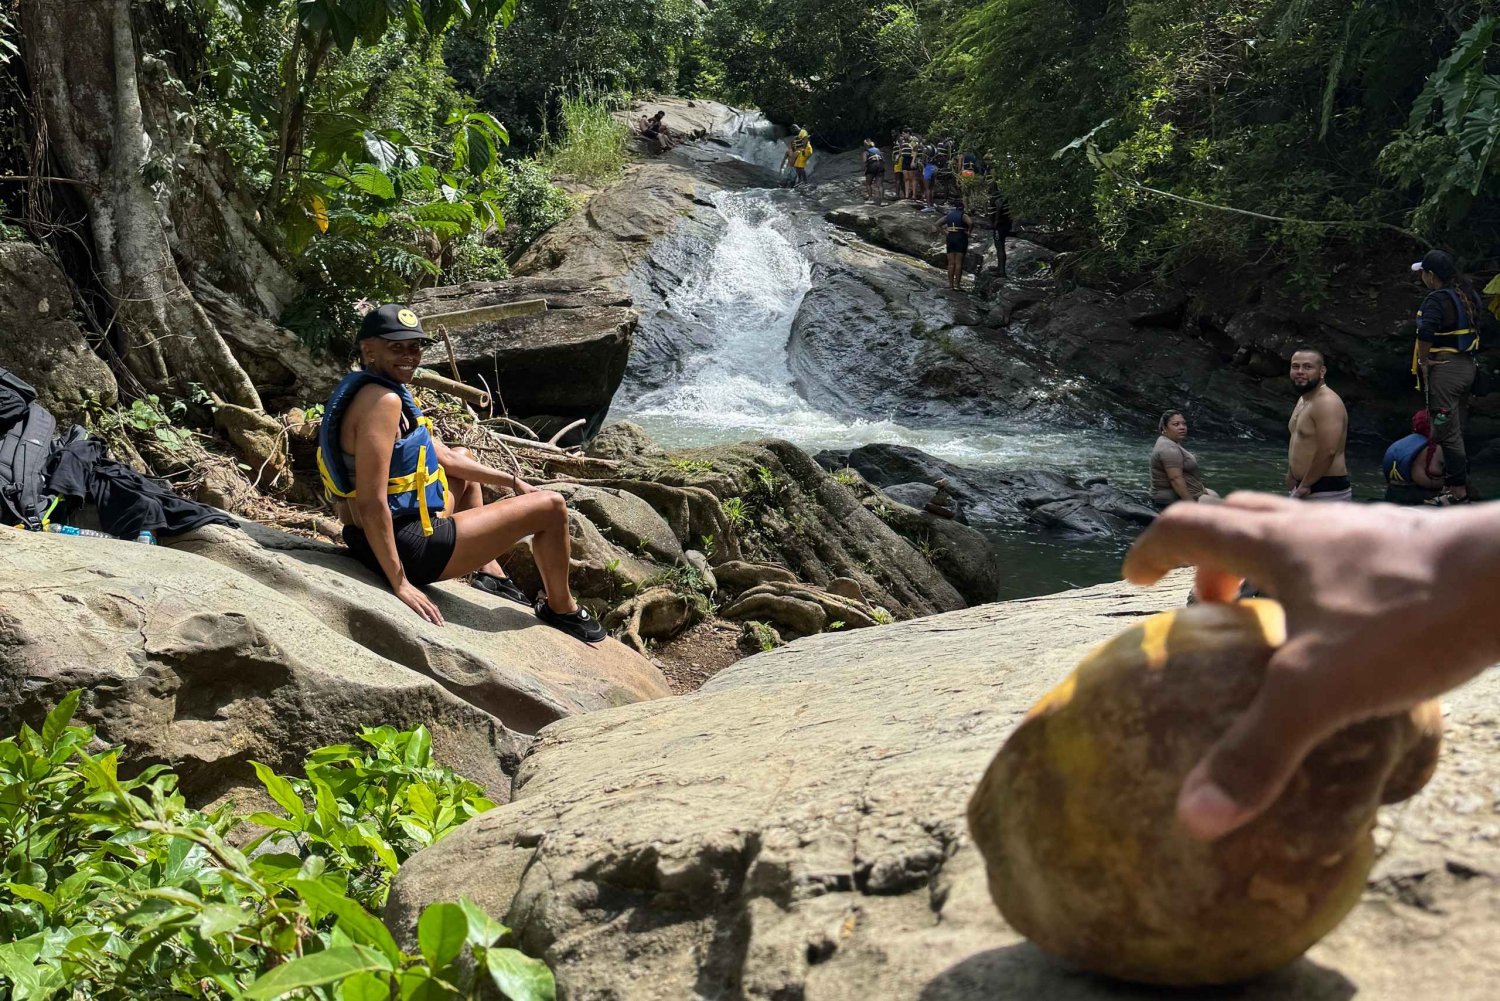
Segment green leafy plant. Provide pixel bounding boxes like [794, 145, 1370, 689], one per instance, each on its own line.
[699, 533, 716, 559]
[872, 607, 895, 626]
[0, 693, 549, 1000]
[722, 496, 747, 529]
[86, 394, 197, 452]
[669, 457, 716, 474]
[832, 468, 861, 488]
[247, 724, 495, 912]
[745, 620, 780, 653]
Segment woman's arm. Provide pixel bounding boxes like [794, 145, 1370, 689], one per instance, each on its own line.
[351, 389, 444, 624]
[432, 440, 533, 493]
[1167, 467, 1195, 501]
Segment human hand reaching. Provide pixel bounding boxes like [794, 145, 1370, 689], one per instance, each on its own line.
[1123, 493, 1498, 840]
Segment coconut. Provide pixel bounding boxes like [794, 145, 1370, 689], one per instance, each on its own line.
[967, 598, 1442, 986]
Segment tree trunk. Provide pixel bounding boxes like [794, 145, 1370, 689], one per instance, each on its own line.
[21, 0, 262, 409]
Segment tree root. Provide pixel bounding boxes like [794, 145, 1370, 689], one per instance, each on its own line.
[604, 586, 702, 654]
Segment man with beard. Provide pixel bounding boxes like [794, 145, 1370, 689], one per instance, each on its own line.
[1286, 348, 1350, 501]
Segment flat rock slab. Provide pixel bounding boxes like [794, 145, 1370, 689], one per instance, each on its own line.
[0, 524, 668, 806]
[389, 575, 1500, 1000]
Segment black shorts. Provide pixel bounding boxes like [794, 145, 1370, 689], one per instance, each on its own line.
[946, 233, 969, 254]
[866, 162, 884, 176]
[343, 514, 458, 587]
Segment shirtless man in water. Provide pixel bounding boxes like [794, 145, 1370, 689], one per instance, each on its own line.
[1286, 348, 1350, 501]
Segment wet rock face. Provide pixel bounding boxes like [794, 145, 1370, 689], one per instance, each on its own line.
[818, 443, 1156, 538]
[389, 577, 1500, 999]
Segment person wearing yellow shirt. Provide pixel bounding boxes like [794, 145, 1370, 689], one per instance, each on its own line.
[780, 128, 814, 186]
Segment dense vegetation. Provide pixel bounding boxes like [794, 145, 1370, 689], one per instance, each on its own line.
[0, 692, 552, 1000]
[688, 0, 1500, 285]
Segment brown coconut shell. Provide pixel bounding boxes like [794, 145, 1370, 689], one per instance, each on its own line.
[967, 599, 1442, 986]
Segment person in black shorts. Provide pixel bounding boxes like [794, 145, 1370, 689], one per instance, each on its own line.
[316, 304, 606, 642]
[987, 173, 1012, 277]
[862, 139, 886, 205]
[941, 200, 972, 290]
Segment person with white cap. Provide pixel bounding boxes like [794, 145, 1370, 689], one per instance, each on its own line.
[1410, 249, 1482, 505]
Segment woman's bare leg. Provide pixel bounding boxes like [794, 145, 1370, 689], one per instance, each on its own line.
[446, 448, 505, 577]
[440, 492, 578, 613]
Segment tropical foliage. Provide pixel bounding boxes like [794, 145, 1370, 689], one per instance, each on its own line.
[0, 692, 549, 1000]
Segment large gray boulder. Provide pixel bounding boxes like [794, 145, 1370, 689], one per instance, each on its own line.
[820, 444, 1156, 538]
[409, 278, 635, 443]
[514, 161, 714, 289]
[0, 242, 117, 422]
[0, 523, 669, 807]
[546, 482, 685, 566]
[389, 575, 1500, 998]
[621, 439, 966, 618]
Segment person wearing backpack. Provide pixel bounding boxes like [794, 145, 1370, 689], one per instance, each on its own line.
[1410, 250, 1484, 506]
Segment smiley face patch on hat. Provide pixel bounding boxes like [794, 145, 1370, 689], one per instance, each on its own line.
[398, 308, 419, 328]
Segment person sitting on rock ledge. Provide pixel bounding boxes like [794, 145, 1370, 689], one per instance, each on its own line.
[1150, 410, 1219, 507]
[639, 110, 670, 153]
[316, 303, 605, 642]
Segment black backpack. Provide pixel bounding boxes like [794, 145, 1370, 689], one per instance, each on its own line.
[0, 367, 57, 530]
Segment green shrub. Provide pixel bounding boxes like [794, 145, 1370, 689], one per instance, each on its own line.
[498, 158, 575, 256]
[543, 93, 629, 183]
[0, 692, 552, 1000]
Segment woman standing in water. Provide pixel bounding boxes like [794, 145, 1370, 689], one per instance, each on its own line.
[1150, 410, 1219, 507]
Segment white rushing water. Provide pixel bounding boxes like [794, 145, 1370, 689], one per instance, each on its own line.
[618, 187, 1169, 489]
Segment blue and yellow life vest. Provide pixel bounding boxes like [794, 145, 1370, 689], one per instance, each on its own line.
[1382, 433, 1430, 485]
[1412, 287, 1480, 385]
[944, 208, 970, 234]
[316, 371, 450, 536]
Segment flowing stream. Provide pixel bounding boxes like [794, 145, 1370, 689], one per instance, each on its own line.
[613, 139, 1387, 599]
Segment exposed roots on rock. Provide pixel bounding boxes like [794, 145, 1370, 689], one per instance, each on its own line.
[604, 586, 703, 654]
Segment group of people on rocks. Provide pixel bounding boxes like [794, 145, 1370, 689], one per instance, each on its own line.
[1150, 249, 1491, 511]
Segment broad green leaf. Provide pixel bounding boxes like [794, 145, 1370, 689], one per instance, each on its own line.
[337, 970, 394, 1001]
[291, 878, 402, 964]
[3, 882, 55, 912]
[417, 901, 468, 969]
[458, 897, 509, 949]
[406, 782, 437, 822]
[349, 163, 397, 201]
[236, 945, 392, 1000]
[41, 689, 81, 747]
[251, 852, 306, 883]
[397, 967, 455, 1001]
[199, 902, 251, 938]
[485, 947, 556, 1001]
[247, 811, 305, 833]
[404, 726, 431, 768]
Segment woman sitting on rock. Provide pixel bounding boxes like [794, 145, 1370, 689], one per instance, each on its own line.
[1150, 410, 1219, 508]
[316, 303, 604, 642]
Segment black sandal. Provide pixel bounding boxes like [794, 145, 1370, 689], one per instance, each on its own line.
[470, 571, 530, 605]
[533, 595, 607, 644]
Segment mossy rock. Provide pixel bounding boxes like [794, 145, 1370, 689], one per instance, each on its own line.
[968, 599, 1442, 986]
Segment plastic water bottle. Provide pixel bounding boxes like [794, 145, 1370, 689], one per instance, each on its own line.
[135, 531, 156, 545]
[45, 524, 114, 540]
